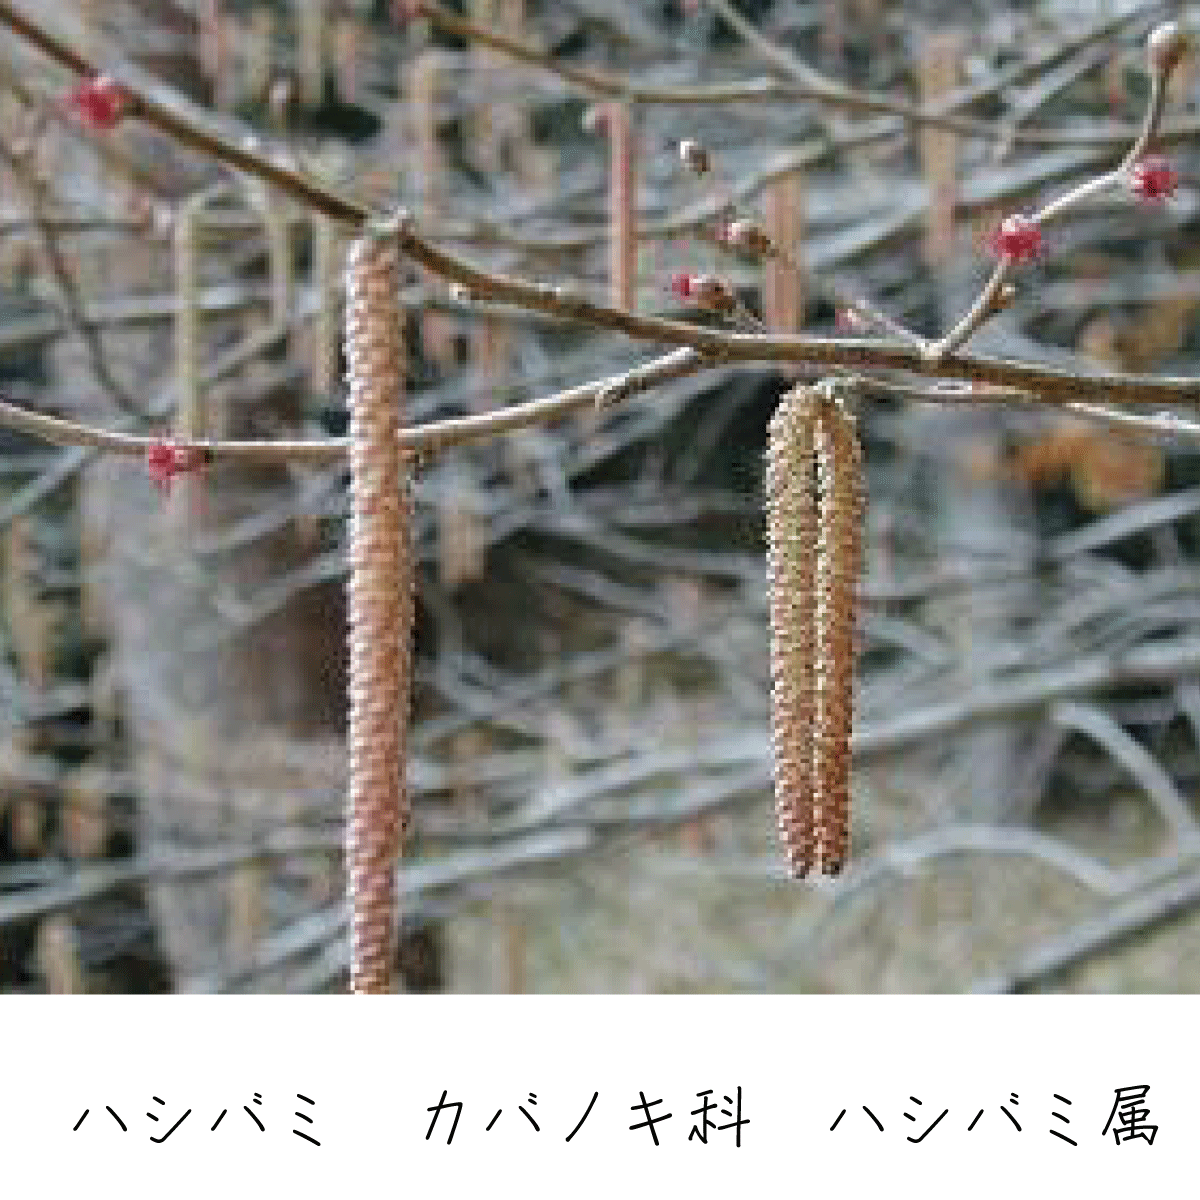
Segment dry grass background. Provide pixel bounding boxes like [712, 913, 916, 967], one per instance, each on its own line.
[444, 756, 1200, 994]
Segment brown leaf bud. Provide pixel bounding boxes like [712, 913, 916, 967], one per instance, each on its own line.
[690, 273, 736, 312]
[1147, 22, 1189, 75]
[721, 220, 774, 256]
[678, 138, 711, 175]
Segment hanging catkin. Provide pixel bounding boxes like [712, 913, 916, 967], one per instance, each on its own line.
[918, 32, 960, 268]
[765, 385, 865, 877]
[344, 219, 415, 993]
[608, 101, 637, 313]
[199, 1, 233, 109]
[813, 396, 864, 871]
[297, 0, 326, 109]
[173, 196, 200, 441]
[333, 14, 360, 104]
[246, 176, 294, 329]
[246, 7, 273, 102]
[171, 189, 228, 525]
[312, 214, 340, 396]
[765, 389, 818, 877]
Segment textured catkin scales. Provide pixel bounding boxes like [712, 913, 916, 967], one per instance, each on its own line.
[765, 389, 817, 877]
[344, 229, 415, 993]
[813, 399, 865, 873]
[766, 386, 865, 877]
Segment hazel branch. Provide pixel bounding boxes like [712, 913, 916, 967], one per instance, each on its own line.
[720, 209, 927, 349]
[0, 0, 365, 225]
[923, 22, 1187, 364]
[0, 349, 707, 465]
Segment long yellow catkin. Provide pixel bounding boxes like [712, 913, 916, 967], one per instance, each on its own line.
[918, 32, 960, 268]
[765, 387, 817, 877]
[766, 385, 865, 877]
[608, 101, 637, 313]
[297, 0, 326, 109]
[246, 176, 294, 328]
[173, 196, 200, 441]
[312, 213, 340, 396]
[344, 222, 416, 993]
[246, 8, 273, 103]
[813, 395, 864, 873]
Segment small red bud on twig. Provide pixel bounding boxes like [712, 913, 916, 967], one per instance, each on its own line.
[66, 75, 132, 131]
[988, 214, 1043, 263]
[147, 441, 210, 496]
[670, 271, 694, 300]
[1128, 154, 1179, 202]
[671, 272, 736, 312]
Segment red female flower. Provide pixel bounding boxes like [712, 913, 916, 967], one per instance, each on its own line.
[147, 441, 209, 496]
[669, 272, 735, 312]
[66, 75, 131, 131]
[988, 214, 1043, 263]
[1129, 155, 1178, 202]
[670, 271, 695, 300]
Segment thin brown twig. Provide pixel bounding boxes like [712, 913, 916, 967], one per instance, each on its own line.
[991, 42, 1111, 159]
[394, 215, 1200, 403]
[0, 129, 149, 418]
[923, 47, 1177, 363]
[4, 0, 1191, 255]
[413, 0, 1192, 147]
[0, 347, 706, 464]
[0, 0, 365, 224]
[1060, 402, 1200, 444]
